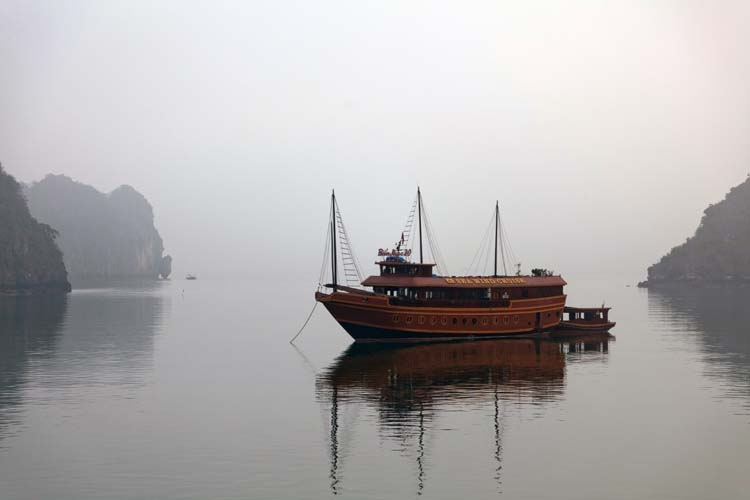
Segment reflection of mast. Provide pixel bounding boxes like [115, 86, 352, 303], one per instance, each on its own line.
[417, 404, 425, 496]
[493, 386, 504, 493]
[329, 384, 340, 495]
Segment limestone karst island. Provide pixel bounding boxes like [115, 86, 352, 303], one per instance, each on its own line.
[0, 164, 171, 294]
[640, 175, 750, 287]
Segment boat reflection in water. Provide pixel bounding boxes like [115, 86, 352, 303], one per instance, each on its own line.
[315, 334, 612, 495]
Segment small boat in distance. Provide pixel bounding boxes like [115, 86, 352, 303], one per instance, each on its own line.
[314, 189, 614, 341]
[186, 274, 197, 280]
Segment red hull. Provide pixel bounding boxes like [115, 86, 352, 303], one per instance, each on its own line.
[316, 290, 566, 341]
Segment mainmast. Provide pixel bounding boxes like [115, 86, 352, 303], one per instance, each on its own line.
[418, 187, 423, 264]
[331, 190, 337, 291]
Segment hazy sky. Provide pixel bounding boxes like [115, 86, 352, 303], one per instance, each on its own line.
[2, 1, 749, 281]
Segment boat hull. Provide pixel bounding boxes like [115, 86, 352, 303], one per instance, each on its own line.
[337, 321, 557, 341]
[555, 320, 616, 333]
[316, 290, 566, 341]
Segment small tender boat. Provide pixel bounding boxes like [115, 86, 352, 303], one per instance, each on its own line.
[556, 306, 616, 333]
[186, 274, 197, 281]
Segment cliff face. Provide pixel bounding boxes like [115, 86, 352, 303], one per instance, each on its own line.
[25, 175, 172, 280]
[0, 165, 71, 294]
[646, 176, 750, 285]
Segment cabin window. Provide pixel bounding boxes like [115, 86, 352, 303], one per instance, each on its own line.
[522, 290, 529, 298]
[452, 318, 458, 325]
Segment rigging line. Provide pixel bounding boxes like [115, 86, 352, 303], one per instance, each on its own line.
[467, 211, 493, 275]
[401, 197, 417, 249]
[499, 212, 507, 275]
[319, 216, 332, 285]
[422, 203, 449, 275]
[482, 222, 492, 276]
[424, 202, 449, 274]
[289, 301, 319, 343]
[422, 211, 440, 273]
[498, 211, 519, 273]
[334, 198, 364, 285]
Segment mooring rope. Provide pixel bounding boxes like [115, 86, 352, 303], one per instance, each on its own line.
[289, 301, 319, 344]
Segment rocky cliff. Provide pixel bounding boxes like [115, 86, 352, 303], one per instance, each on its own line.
[0, 165, 71, 294]
[25, 175, 172, 280]
[644, 175, 750, 286]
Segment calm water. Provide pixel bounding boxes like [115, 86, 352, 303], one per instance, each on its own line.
[0, 277, 748, 499]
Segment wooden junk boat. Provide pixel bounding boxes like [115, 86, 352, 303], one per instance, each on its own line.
[315, 189, 615, 341]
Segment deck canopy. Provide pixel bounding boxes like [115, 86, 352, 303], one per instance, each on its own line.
[362, 275, 566, 289]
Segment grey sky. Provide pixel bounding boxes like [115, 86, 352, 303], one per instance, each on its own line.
[2, 1, 749, 281]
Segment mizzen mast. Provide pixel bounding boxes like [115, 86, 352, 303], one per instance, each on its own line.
[494, 201, 499, 277]
[418, 187, 424, 264]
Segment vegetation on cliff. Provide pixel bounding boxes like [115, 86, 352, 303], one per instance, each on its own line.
[0, 164, 71, 294]
[25, 175, 172, 280]
[646, 175, 750, 285]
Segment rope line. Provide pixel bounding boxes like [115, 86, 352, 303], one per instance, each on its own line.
[290, 301, 319, 343]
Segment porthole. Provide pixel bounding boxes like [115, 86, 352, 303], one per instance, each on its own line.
[430, 316, 437, 325]
[418, 315, 425, 325]
[503, 316, 510, 325]
[471, 318, 477, 325]
[462, 318, 468, 325]
[481, 317, 488, 326]
[406, 315, 413, 324]
[452, 318, 458, 325]
[441, 316, 448, 325]
[393, 314, 400, 323]
[513, 315, 519, 324]
[493, 317, 499, 325]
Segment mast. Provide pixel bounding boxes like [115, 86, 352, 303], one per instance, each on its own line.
[494, 201, 499, 277]
[418, 187, 423, 264]
[331, 190, 337, 291]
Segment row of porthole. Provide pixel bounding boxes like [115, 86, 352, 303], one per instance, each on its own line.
[392, 314, 520, 326]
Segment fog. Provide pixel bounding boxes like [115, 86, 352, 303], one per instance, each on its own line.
[2, 1, 749, 282]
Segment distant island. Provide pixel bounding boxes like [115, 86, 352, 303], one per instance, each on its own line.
[0, 164, 71, 294]
[640, 175, 750, 287]
[24, 174, 172, 281]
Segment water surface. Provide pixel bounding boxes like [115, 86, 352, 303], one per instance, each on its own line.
[0, 278, 748, 499]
